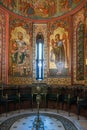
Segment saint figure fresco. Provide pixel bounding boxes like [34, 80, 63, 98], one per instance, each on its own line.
[9, 27, 31, 77]
[49, 28, 70, 76]
[11, 32, 28, 64]
[50, 34, 65, 74]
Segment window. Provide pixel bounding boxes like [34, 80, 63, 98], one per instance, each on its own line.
[36, 33, 44, 80]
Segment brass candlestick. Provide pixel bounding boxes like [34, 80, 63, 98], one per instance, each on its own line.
[32, 85, 44, 130]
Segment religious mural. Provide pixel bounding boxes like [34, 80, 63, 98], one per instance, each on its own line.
[48, 18, 71, 77]
[9, 17, 32, 77]
[0, 0, 83, 19]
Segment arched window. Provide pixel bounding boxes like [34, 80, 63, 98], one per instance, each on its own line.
[36, 33, 44, 80]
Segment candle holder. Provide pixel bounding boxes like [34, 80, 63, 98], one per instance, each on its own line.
[32, 85, 44, 130]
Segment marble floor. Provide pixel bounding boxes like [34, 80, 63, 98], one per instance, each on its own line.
[0, 109, 87, 130]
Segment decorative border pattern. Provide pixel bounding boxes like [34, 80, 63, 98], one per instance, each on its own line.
[77, 23, 84, 80]
[73, 9, 84, 84]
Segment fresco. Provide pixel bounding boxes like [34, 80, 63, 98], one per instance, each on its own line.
[0, 0, 83, 19]
[9, 26, 31, 77]
[49, 27, 70, 76]
[48, 18, 71, 77]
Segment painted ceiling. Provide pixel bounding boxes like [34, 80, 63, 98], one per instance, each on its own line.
[0, 0, 84, 20]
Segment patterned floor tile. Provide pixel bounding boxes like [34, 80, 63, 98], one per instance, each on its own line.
[0, 109, 86, 130]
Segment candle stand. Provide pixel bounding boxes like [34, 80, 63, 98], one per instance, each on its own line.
[32, 85, 46, 130]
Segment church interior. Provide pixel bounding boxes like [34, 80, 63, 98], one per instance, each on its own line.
[0, 0, 87, 130]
